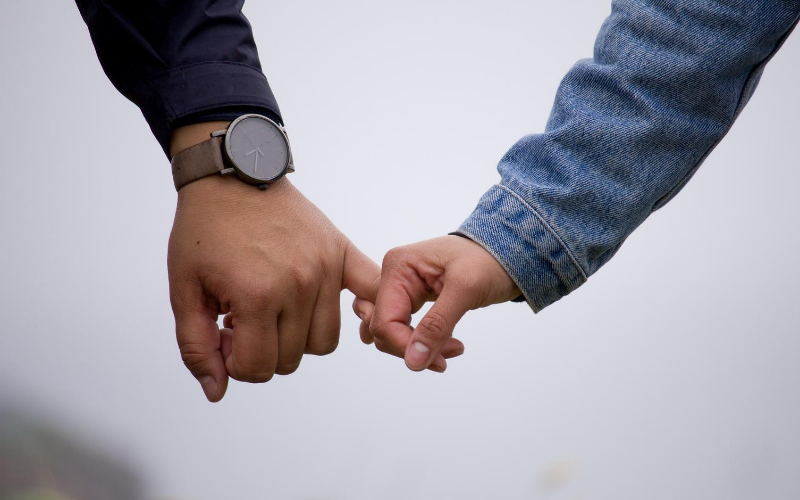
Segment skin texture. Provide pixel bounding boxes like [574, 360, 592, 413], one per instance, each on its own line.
[354, 236, 521, 372]
[168, 123, 380, 402]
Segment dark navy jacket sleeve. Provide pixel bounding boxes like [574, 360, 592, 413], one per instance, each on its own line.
[75, 0, 282, 157]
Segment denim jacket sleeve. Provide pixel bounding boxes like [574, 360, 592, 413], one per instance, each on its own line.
[457, 0, 800, 312]
[74, 0, 281, 157]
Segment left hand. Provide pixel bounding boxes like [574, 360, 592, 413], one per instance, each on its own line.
[353, 235, 521, 373]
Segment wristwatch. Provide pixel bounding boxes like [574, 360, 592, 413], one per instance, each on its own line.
[170, 114, 294, 191]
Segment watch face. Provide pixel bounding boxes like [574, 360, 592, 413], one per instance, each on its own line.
[226, 115, 290, 182]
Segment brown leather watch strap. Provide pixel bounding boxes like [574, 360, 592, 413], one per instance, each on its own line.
[170, 136, 226, 191]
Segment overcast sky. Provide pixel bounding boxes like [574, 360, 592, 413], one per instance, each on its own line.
[1, 2, 798, 499]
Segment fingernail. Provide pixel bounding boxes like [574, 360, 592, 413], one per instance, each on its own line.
[405, 342, 431, 371]
[199, 376, 217, 401]
[428, 365, 445, 373]
[357, 312, 367, 322]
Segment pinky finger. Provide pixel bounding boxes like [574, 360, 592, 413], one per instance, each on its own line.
[353, 298, 374, 324]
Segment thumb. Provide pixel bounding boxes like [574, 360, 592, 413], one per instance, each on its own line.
[342, 240, 381, 302]
[405, 285, 472, 371]
[173, 290, 229, 403]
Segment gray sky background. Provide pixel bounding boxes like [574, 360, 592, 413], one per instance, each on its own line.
[1, 2, 798, 499]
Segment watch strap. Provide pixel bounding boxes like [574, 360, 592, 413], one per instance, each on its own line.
[170, 136, 226, 191]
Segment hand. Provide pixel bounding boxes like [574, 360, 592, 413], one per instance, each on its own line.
[353, 235, 520, 372]
[168, 174, 379, 402]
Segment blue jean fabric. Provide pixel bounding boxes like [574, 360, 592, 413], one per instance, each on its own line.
[458, 0, 800, 312]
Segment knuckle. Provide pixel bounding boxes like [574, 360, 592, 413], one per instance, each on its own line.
[249, 295, 276, 315]
[227, 355, 274, 383]
[382, 247, 406, 268]
[368, 321, 388, 341]
[225, 269, 257, 293]
[240, 279, 269, 297]
[275, 360, 302, 376]
[306, 338, 339, 356]
[236, 289, 279, 317]
[417, 311, 449, 342]
[231, 369, 274, 384]
[373, 340, 400, 358]
[236, 281, 273, 306]
[288, 266, 315, 296]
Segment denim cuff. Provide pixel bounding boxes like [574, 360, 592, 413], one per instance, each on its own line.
[456, 184, 587, 313]
[144, 62, 282, 157]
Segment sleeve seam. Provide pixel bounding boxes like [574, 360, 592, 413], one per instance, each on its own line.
[496, 183, 589, 281]
[149, 61, 266, 80]
[143, 61, 276, 124]
[144, 78, 175, 121]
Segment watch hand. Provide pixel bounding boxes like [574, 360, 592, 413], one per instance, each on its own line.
[245, 148, 261, 173]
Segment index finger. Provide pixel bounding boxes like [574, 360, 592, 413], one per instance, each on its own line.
[369, 274, 416, 357]
[369, 271, 462, 370]
[172, 284, 229, 402]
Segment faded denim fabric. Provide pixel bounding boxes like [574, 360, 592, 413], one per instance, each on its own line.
[458, 0, 800, 312]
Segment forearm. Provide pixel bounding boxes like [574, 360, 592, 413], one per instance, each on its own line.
[75, 0, 281, 157]
[460, 0, 800, 312]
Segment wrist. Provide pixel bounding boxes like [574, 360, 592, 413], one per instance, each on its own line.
[176, 173, 296, 215]
[169, 121, 231, 158]
[446, 235, 521, 304]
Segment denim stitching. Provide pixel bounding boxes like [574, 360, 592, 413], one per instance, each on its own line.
[497, 184, 589, 280]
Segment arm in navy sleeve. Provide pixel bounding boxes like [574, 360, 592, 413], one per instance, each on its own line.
[75, 0, 281, 157]
[457, 1, 799, 312]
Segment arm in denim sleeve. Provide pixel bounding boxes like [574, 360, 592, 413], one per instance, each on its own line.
[75, 0, 281, 157]
[457, 0, 800, 312]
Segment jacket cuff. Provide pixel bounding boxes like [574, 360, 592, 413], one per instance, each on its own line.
[456, 184, 587, 312]
[143, 62, 282, 157]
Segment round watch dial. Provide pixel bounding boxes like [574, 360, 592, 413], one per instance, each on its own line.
[226, 115, 290, 183]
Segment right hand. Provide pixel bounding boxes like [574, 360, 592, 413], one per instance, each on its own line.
[168, 174, 379, 402]
[353, 236, 520, 373]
